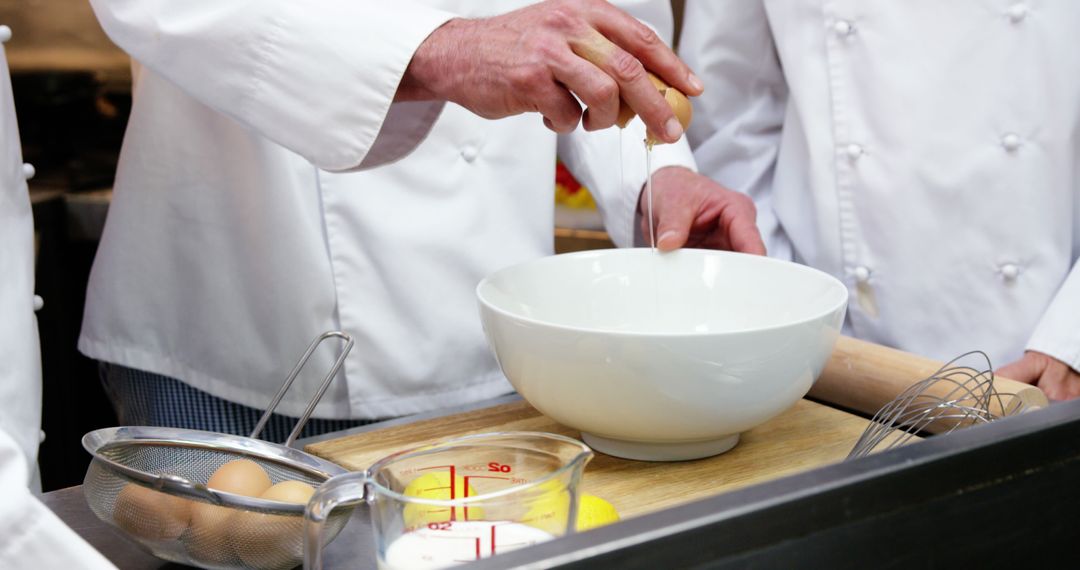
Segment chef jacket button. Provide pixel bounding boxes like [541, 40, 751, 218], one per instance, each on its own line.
[22, 162, 35, 180]
[0, 25, 11, 43]
[33, 295, 44, 311]
[833, 20, 855, 37]
[39, 430, 46, 444]
[1000, 263, 1020, 280]
[853, 266, 871, 283]
[845, 143, 864, 161]
[1007, 4, 1029, 23]
[461, 145, 479, 162]
[1001, 133, 1022, 152]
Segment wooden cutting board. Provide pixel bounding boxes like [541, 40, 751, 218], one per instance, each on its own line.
[306, 399, 870, 520]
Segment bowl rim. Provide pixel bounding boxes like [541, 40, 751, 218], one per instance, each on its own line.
[475, 248, 849, 337]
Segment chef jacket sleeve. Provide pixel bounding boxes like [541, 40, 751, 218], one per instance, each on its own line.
[0, 429, 116, 569]
[1027, 260, 1080, 372]
[0, 41, 43, 480]
[87, 0, 455, 171]
[555, 0, 697, 248]
[679, 0, 792, 259]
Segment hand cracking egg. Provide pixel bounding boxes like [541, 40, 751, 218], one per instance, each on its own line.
[615, 72, 693, 145]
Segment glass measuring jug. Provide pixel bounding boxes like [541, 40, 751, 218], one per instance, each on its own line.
[304, 432, 593, 569]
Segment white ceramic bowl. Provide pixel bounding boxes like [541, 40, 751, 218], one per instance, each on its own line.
[476, 248, 848, 461]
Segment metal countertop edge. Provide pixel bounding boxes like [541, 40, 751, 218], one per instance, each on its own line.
[463, 397, 1080, 569]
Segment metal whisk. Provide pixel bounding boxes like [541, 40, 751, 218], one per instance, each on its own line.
[847, 351, 1037, 459]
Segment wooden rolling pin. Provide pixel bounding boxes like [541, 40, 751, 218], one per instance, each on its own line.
[809, 335, 1049, 434]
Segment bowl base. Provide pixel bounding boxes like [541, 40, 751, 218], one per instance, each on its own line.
[581, 432, 740, 461]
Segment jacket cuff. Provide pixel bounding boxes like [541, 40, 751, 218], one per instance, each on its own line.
[1026, 262, 1080, 371]
[247, 1, 456, 171]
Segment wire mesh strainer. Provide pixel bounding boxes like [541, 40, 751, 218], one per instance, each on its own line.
[82, 331, 357, 570]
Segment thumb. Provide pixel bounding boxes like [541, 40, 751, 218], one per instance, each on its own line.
[996, 353, 1043, 385]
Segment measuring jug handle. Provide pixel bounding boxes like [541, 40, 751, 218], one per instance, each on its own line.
[305, 471, 369, 570]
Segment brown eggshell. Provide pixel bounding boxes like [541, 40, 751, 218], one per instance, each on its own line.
[185, 459, 273, 565]
[234, 481, 317, 569]
[206, 459, 272, 496]
[186, 502, 237, 565]
[615, 72, 693, 145]
[113, 483, 191, 540]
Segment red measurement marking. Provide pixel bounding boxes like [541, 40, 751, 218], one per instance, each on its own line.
[464, 475, 510, 482]
[461, 474, 510, 520]
[417, 465, 458, 521]
[475, 537, 481, 560]
[488, 462, 512, 473]
[491, 524, 497, 556]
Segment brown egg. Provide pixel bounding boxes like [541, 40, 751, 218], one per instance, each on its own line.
[186, 459, 273, 565]
[186, 503, 236, 565]
[207, 459, 273, 496]
[615, 72, 693, 145]
[234, 481, 317, 569]
[113, 483, 191, 540]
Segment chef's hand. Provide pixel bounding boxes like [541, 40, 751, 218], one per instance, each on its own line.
[639, 166, 766, 254]
[997, 351, 1080, 401]
[398, 0, 702, 142]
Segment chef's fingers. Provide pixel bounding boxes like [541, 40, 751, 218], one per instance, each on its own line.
[996, 355, 1042, 385]
[570, 29, 681, 143]
[724, 199, 767, 255]
[582, 1, 702, 97]
[550, 48, 621, 131]
[535, 81, 584, 134]
[726, 219, 767, 255]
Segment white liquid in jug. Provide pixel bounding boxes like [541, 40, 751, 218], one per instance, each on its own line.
[380, 521, 554, 570]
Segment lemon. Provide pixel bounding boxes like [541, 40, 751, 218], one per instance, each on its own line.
[576, 494, 620, 531]
[523, 483, 619, 533]
[402, 472, 484, 527]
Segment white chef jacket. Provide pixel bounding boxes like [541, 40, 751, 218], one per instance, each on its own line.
[0, 28, 116, 570]
[681, 0, 1080, 371]
[80, 1, 694, 419]
[0, 27, 40, 488]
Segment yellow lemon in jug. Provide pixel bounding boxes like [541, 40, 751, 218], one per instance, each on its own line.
[402, 472, 484, 528]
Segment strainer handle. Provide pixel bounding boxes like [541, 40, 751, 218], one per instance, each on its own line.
[250, 331, 355, 446]
[304, 471, 370, 570]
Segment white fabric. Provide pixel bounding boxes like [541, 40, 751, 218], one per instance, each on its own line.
[0, 35, 41, 493]
[0, 36, 115, 570]
[0, 430, 116, 569]
[80, 1, 694, 420]
[682, 0, 1080, 370]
